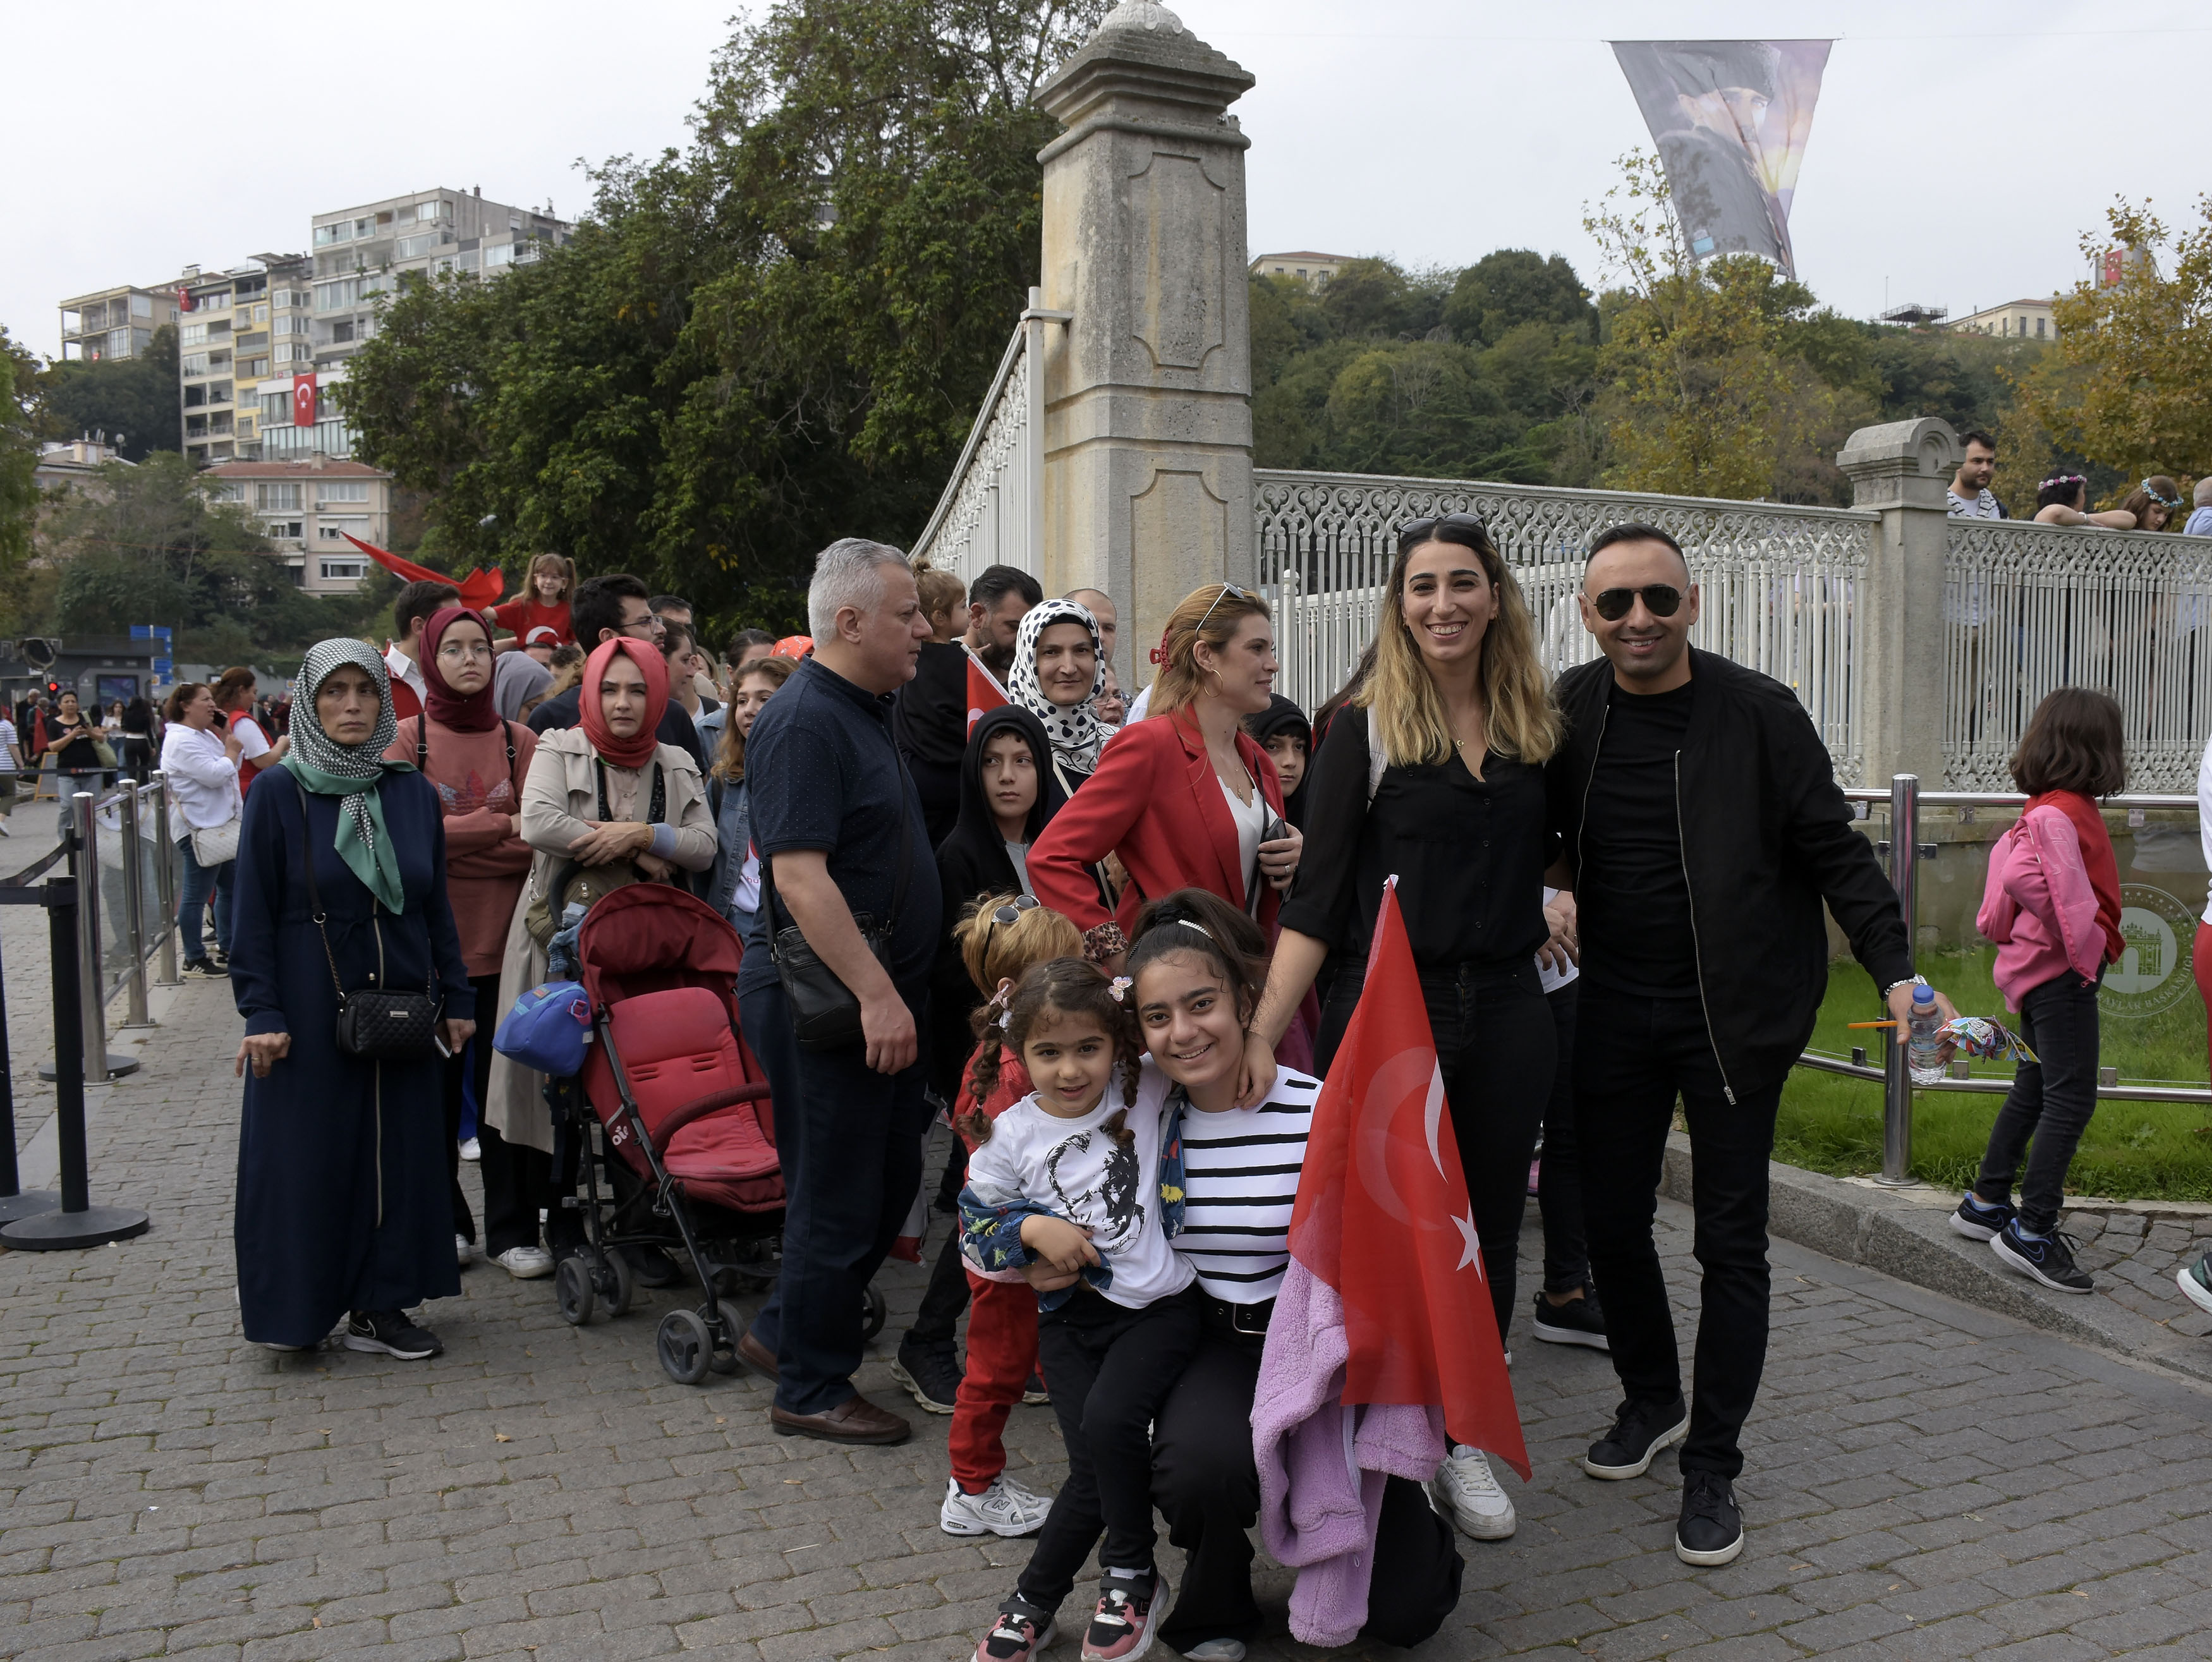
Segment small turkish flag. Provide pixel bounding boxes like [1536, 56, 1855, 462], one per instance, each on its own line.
[1287, 878, 1528, 1477]
[964, 648, 1010, 733]
[293, 373, 318, 428]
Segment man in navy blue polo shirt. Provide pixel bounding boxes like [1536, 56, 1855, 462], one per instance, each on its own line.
[734, 538, 939, 1443]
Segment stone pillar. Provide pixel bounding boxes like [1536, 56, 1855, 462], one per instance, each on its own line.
[1837, 416, 1959, 787]
[1035, 1, 1256, 684]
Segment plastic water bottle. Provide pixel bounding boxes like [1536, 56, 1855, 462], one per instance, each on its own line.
[1906, 981, 1947, 1086]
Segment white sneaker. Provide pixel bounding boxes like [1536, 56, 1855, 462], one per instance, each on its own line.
[459, 1137, 481, 1162]
[1428, 1444, 1516, 1540]
[939, 1474, 1052, 1538]
[1182, 1642, 1246, 1661]
[495, 1245, 554, 1280]
[455, 1234, 473, 1268]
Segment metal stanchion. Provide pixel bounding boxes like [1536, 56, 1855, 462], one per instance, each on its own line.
[1878, 772, 1921, 1186]
[0, 895, 58, 1223]
[116, 784, 152, 1029]
[40, 791, 136, 1084]
[2, 875, 150, 1250]
[150, 771, 179, 986]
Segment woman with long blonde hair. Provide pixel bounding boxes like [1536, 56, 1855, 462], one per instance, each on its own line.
[1243, 513, 1565, 1491]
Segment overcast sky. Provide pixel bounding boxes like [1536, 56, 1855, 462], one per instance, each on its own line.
[8, 0, 2206, 361]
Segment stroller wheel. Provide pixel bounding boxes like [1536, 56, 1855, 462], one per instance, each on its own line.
[601, 1248, 636, 1319]
[657, 1308, 713, 1386]
[861, 1283, 887, 1344]
[555, 1257, 597, 1327]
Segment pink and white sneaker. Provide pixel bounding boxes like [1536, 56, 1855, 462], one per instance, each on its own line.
[974, 1605, 1056, 1662]
[1082, 1568, 1170, 1661]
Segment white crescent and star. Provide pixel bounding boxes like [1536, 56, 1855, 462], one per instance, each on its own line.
[1452, 1210, 1481, 1275]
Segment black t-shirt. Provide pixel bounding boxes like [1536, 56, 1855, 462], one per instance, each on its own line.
[1579, 679, 1698, 997]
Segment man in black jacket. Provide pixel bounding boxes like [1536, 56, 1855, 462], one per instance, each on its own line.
[1547, 522, 1950, 1569]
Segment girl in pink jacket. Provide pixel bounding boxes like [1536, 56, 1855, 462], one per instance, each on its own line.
[1953, 690, 2127, 1294]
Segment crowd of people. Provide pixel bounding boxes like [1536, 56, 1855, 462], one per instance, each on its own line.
[187, 506, 2212, 1662]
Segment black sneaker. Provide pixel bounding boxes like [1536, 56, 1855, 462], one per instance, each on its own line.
[343, 1309, 443, 1359]
[181, 958, 229, 980]
[1991, 1222, 2093, 1293]
[1950, 1192, 2015, 1242]
[1674, 1470, 1744, 1566]
[1583, 1395, 1689, 1480]
[890, 1341, 963, 1414]
[1083, 1567, 1167, 1661]
[1532, 1287, 1610, 1351]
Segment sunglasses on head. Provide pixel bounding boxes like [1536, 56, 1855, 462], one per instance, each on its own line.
[990, 894, 1040, 927]
[1590, 584, 1685, 622]
[1396, 511, 1488, 554]
[1191, 581, 1251, 636]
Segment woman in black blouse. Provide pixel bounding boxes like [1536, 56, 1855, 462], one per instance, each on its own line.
[1244, 512, 1565, 1347]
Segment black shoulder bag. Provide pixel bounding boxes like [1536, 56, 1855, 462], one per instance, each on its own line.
[762, 746, 913, 1052]
[300, 790, 444, 1062]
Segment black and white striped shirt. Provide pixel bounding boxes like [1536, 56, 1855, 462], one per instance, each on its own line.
[1172, 1068, 1320, 1302]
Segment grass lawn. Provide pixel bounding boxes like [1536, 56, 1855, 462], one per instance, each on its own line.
[1777, 950, 2212, 1201]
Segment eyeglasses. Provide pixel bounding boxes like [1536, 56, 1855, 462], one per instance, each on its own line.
[435, 641, 492, 663]
[1191, 582, 1250, 636]
[619, 614, 666, 641]
[990, 895, 1040, 927]
[1591, 584, 1685, 622]
[1397, 511, 1488, 553]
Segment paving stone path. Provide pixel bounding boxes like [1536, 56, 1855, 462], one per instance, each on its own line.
[6, 973, 2212, 1661]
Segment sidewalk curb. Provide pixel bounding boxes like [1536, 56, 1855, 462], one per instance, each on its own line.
[1657, 1132, 2212, 1386]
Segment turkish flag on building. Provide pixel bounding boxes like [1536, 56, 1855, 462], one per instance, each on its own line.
[965, 647, 1011, 734]
[292, 373, 318, 428]
[1287, 878, 1529, 1478]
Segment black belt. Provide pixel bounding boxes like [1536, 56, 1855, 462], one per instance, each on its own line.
[1201, 1294, 1273, 1338]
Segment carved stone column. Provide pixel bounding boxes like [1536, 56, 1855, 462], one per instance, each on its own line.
[1036, 1, 1256, 682]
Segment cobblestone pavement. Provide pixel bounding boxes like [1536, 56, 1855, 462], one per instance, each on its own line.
[6, 974, 2212, 1661]
[2063, 1206, 2212, 1340]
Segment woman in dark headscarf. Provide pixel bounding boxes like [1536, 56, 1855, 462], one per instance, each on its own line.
[1007, 597, 1110, 794]
[229, 638, 477, 1359]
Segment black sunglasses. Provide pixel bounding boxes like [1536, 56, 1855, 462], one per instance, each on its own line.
[1397, 511, 1488, 553]
[1591, 584, 1684, 622]
[991, 895, 1040, 927]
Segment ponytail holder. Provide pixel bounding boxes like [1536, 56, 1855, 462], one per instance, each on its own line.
[987, 979, 1014, 1029]
[1108, 976, 1133, 1003]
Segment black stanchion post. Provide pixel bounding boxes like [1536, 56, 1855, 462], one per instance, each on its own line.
[2, 876, 149, 1250]
[0, 911, 60, 1223]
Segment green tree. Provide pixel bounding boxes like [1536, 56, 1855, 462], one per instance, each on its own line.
[1442, 250, 1598, 347]
[36, 326, 180, 460]
[0, 331, 37, 580]
[344, 0, 1106, 634]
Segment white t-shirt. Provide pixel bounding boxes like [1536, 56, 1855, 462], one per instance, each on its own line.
[1126, 683, 1153, 724]
[231, 714, 273, 766]
[1173, 1066, 1319, 1302]
[1219, 772, 1268, 911]
[964, 1066, 1194, 1309]
[0, 717, 18, 768]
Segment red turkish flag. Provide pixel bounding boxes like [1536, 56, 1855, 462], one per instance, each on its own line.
[293, 373, 318, 428]
[1287, 879, 1529, 1479]
[965, 647, 1010, 734]
[339, 533, 505, 610]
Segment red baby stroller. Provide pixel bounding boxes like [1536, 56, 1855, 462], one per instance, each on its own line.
[550, 883, 886, 1384]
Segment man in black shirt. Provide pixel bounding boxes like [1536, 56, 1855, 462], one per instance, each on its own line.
[894, 563, 1040, 846]
[1548, 523, 1948, 1570]
[526, 574, 707, 775]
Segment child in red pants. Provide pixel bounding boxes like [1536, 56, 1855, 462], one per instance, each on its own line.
[938, 897, 1085, 1539]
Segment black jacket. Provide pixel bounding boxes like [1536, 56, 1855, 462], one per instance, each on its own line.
[1547, 648, 1912, 1100]
[896, 641, 971, 849]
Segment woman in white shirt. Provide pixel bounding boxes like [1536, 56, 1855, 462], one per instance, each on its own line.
[160, 683, 245, 976]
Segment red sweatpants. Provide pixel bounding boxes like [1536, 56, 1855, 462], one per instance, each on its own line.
[949, 1270, 1040, 1493]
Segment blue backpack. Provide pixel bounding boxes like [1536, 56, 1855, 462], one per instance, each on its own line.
[494, 981, 593, 1077]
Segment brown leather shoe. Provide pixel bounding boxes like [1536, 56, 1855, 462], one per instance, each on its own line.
[735, 1328, 779, 1383]
[770, 1393, 912, 1445]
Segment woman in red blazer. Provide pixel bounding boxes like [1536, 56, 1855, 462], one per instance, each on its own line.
[1028, 583, 1303, 964]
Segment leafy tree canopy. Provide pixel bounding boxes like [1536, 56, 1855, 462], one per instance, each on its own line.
[0, 331, 37, 579]
[35, 327, 181, 462]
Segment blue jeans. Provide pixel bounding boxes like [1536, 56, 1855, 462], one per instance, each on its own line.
[177, 835, 234, 962]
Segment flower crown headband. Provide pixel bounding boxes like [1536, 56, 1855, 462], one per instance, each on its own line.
[2142, 478, 2184, 509]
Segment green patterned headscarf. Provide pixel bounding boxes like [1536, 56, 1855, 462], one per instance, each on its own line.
[281, 638, 411, 913]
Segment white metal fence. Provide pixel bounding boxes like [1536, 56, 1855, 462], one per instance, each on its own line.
[1253, 470, 1877, 783]
[1944, 518, 2212, 792]
[908, 300, 1048, 587]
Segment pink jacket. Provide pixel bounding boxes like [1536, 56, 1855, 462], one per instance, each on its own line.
[1251, 1258, 1447, 1648]
[1977, 803, 2107, 1007]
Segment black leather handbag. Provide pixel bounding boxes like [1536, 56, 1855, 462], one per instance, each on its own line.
[300, 797, 444, 1063]
[762, 749, 913, 1052]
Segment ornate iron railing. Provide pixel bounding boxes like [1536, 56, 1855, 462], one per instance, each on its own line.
[909, 292, 1054, 585]
[1943, 518, 2212, 791]
[1253, 470, 1877, 782]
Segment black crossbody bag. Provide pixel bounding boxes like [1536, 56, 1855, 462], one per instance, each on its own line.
[761, 746, 914, 1052]
[300, 793, 444, 1062]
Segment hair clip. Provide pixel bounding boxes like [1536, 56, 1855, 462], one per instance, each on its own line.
[994, 1007, 1012, 1030]
[1176, 918, 1215, 942]
[1108, 976, 1132, 1003]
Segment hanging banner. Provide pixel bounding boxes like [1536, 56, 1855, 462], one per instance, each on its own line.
[1610, 39, 1833, 279]
[292, 373, 319, 429]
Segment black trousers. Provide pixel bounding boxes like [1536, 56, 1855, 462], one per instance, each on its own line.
[1318, 957, 1553, 1341]
[1974, 968, 2105, 1235]
[907, 1139, 972, 1353]
[441, 972, 497, 1244]
[738, 979, 932, 1417]
[1150, 1327, 1463, 1651]
[1575, 986, 1784, 1480]
[1539, 978, 1592, 1295]
[1014, 1285, 1203, 1611]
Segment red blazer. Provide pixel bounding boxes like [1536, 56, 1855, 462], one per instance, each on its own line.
[1028, 711, 1286, 942]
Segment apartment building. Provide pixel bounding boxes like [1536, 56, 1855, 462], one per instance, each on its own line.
[1950, 298, 2057, 342]
[309, 185, 571, 369]
[178, 266, 244, 464]
[56, 279, 189, 362]
[1250, 251, 1354, 286]
[201, 458, 392, 595]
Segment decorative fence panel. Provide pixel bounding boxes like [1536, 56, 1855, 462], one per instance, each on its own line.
[908, 318, 1044, 588]
[1943, 519, 2212, 791]
[1254, 470, 1877, 784]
